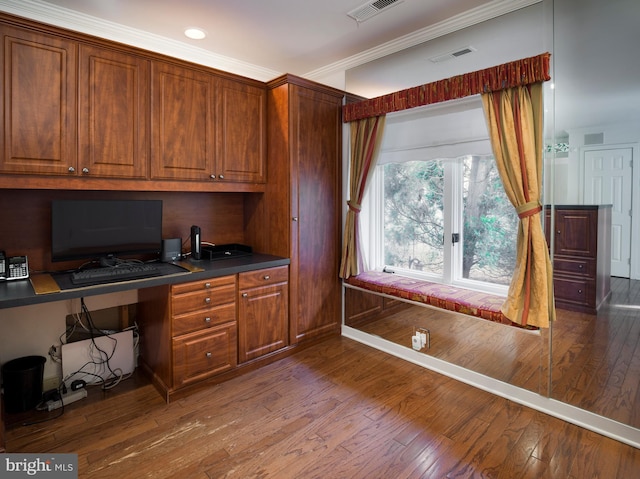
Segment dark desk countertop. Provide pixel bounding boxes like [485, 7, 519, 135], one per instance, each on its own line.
[0, 254, 290, 310]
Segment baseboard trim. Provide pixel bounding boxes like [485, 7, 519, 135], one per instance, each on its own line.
[342, 325, 640, 449]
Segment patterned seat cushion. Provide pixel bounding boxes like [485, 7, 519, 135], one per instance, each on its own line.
[345, 271, 535, 329]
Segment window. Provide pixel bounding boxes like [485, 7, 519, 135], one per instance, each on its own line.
[357, 96, 517, 294]
[381, 156, 517, 292]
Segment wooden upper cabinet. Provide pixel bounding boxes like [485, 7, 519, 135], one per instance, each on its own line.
[217, 78, 266, 183]
[151, 61, 217, 181]
[0, 26, 77, 175]
[78, 45, 150, 179]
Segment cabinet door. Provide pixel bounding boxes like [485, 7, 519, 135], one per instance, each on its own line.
[151, 61, 216, 180]
[554, 209, 597, 257]
[289, 84, 342, 343]
[78, 45, 149, 178]
[217, 78, 266, 183]
[0, 26, 77, 175]
[238, 271, 288, 363]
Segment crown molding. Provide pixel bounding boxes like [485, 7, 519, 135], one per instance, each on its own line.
[0, 0, 540, 83]
[0, 0, 282, 81]
[304, 0, 542, 81]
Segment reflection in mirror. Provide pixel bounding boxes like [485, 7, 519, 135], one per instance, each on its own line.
[343, 0, 640, 439]
[345, 287, 548, 395]
[549, 0, 640, 429]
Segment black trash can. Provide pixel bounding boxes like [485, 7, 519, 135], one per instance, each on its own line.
[1, 355, 46, 414]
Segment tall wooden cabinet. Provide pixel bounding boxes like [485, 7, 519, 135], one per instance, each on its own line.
[545, 205, 612, 313]
[247, 75, 343, 344]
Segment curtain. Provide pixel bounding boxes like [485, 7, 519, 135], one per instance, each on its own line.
[481, 83, 555, 328]
[339, 115, 386, 279]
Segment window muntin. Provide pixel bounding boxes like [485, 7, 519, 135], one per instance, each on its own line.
[382, 156, 517, 292]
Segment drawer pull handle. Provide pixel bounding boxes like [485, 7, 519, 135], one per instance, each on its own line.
[242, 293, 248, 298]
[204, 297, 211, 304]
[206, 352, 212, 358]
[263, 275, 270, 280]
[578, 289, 583, 294]
[578, 264, 583, 269]
[205, 317, 211, 323]
[204, 282, 211, 289]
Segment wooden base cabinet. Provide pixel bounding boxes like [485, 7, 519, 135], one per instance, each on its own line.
[545, 205, 612, 314]
[138, 275, 238, 399]
[238, 266, 289, 363]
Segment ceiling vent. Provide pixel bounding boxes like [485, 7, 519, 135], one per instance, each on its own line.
[429, 46, 477, 63]
[347, 0, 404, 23]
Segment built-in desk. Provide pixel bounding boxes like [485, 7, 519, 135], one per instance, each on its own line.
[0, 254, 289, 451]
[0, 254, 289, 310]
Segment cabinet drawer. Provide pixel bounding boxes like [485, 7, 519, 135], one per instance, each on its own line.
[553, 256, 595, 277]
[172, 284, 236, 316]
[554, 276, 594, 306]
[172, 275, 236, 295]
[239, 266, 288, 289]
[173, 324, 237, 388]
[173, 303, 236, 337]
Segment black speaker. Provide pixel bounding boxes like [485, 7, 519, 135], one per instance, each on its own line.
[161, 238, 182, 262]
[190, 225, 201, 260]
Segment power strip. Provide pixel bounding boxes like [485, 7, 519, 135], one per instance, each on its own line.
[46, 389, 88, 411]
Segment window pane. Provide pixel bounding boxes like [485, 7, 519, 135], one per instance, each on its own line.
[383, 161, 444, 275]
[463, 156, 517, 285]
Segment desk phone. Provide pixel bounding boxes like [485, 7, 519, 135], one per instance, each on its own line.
[0, 251, 29, 280]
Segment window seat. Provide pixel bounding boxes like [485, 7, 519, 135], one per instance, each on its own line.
[344, 271, 535, 330]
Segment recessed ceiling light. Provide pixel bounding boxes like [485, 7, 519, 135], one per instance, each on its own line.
[184, 27, 206, 40]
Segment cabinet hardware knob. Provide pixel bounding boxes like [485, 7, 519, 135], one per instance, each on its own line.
[210, 174, 216, 179]
[82, 167, 89, 174]
[579, 264, 583, 269]
[263, 275, 270, 280]
[578, 289, 583, 294]
[204, 282, 211, 289]
[204, 297, 211, 304]
[557, 230, 561, 234]
[68, 166, 75, 173]
[219, 174, 224, 179]
[206, 352, 212, 358]
[205, 317, 211, 323]
[292, 217, 298, 222]
[242, 293, 248, 298]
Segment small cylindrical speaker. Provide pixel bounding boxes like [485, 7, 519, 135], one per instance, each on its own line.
[191, 225, 201, 260]
[161, 238, 182, 262]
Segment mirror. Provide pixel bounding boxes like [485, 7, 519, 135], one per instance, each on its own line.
[343, 0, 640, 434]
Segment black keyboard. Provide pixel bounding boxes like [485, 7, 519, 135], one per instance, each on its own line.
[71, 263, 161, 285]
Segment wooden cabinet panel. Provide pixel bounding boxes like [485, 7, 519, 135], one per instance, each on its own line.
[171, 284, 236, 315]
[238, 267, 288, 363]
[151, 61, 217, 180]
[546, 205, 611, 313]
[0, 26, 76, 175]
[79, 44, 149, 178]
[172, 324, 237, 388]
[217, 78, 266, 183]
[289, 84, 342, 343]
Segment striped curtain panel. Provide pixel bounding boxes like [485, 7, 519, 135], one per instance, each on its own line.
[339, 115, 386, 279]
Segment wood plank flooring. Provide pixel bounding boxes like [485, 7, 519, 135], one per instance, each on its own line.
[5, 336, 640, 478]
[352, 277, 640, 429]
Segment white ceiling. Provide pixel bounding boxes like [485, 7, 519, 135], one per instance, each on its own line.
[1, 0, 639, 137]
[0, 0, 535, 84]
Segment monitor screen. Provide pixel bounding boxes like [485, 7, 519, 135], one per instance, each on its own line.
[51, 199, 163, 262]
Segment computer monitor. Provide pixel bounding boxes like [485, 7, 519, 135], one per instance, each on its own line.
[51, 199, 163, 263]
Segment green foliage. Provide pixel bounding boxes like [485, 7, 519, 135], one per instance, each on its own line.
[383, 157, 517, 285]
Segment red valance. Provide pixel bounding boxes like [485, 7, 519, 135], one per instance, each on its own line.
[342, 52, 551, 122]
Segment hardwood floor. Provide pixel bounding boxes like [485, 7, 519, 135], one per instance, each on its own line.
[5, 336, 640, 478]
[351, 277, 640, 429]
